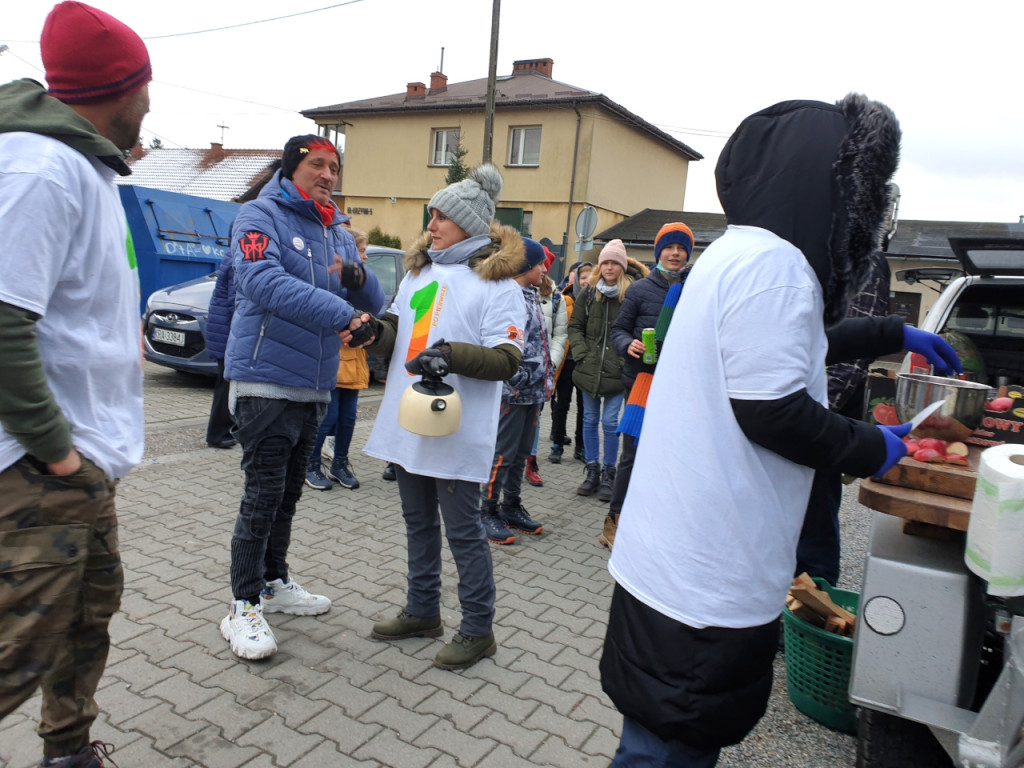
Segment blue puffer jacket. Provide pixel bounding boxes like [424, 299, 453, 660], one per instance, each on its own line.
[204, 250, 234, 361]
[610, 268, 688, 387]
[224, 172, 384, 390]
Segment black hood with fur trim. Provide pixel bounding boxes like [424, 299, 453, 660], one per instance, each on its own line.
[715, 94, 900, 327]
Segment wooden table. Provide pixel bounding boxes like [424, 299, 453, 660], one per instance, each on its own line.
[857, 448, 980, 532]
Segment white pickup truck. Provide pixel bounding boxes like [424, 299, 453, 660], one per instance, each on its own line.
[850, 235, 1024, 768]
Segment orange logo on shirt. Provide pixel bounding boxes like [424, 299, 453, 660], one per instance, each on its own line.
[507, 326, 524, 342]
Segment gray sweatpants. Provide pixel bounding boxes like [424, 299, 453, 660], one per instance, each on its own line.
[394, 467, 496, 638]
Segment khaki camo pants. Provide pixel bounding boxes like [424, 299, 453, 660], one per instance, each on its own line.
[0, 455, 123, 759]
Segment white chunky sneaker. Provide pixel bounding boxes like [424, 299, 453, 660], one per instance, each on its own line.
[220, 600, 277, 660]
[260, 578, 331, 616]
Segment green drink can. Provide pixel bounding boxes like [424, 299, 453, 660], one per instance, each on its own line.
[642, 328, 657, 364]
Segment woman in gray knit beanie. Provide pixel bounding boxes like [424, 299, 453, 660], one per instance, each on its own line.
[362, 160, 532, 671]
[426, 163, 503, 239]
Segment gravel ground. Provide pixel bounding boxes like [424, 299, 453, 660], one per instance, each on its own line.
[142, 366, 874, 766]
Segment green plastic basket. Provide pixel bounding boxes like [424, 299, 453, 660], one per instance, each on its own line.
[782, 578, 860, 734]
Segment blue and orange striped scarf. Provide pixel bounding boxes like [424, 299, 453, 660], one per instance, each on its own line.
[618, 281, 683, 439]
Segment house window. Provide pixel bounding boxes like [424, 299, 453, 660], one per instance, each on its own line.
[508, 126, 541, 166]
[431, 128, 460, 166]
[521, 211, 533, 237]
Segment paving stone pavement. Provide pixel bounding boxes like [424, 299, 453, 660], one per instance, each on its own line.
[1, 363, 862, 768]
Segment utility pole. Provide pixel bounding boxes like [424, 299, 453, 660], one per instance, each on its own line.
[482, 0, 500, 164]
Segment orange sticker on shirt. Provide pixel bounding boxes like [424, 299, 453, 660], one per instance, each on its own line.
[507, 326, 524, 342]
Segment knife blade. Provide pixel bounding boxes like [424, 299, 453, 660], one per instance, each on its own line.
[910, 399, 946, 430]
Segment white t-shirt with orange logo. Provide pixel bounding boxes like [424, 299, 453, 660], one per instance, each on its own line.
[364, 260, 525, 482]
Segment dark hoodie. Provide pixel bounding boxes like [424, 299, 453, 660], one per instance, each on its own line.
[716, 94, 900, 328]
[721, 94, 903, 477]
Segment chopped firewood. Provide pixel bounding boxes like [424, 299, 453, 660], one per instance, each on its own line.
[787, 573, 857, 638]
[789, 585, 856, 625]
[825, 617, 848, 635]
[792, 572, 817, 590]
[787, 597, 825, 627]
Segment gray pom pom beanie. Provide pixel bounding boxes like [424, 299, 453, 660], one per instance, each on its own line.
[427, 163, 503, 237]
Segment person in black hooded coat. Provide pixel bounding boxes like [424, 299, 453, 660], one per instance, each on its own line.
[598, 95, 959, 767]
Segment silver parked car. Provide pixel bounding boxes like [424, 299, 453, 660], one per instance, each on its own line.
[143, 245, 405, 379]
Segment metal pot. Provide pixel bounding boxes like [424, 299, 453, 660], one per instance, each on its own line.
[895, 373, 992, 442]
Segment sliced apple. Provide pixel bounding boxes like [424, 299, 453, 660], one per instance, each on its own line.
[918, 438, 947, 453]
[945, 441, 969, 457]
[913, 448, 943, 462]
[944, 454, 969, 465]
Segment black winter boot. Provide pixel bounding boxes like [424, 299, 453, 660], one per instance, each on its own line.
[597, 465, 616, 502]
[577, 462, 601, 496]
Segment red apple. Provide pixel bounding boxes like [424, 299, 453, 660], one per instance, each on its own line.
[903, 439, 921, 454]
[918, 438, 947, 453]
[913, 448, 943, 462]
[944, 454, 969, 465]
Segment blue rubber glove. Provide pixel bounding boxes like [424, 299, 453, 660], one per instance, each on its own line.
[902, 326, 962, 376]
[873, 422, 913, 478]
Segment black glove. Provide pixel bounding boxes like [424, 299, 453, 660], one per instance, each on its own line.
[405, 338, 451, 378]
[346, 314, 379, 347]
[338, 261, 365, 289]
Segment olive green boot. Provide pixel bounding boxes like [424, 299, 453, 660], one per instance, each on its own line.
[371, 610, 443, 640]
[433, 631, 497, 670]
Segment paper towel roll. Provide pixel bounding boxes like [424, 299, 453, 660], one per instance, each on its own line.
[965, 444, 1024, 597]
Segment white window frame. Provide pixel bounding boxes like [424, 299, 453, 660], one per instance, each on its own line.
[508, 126, 541, 167]
[431, 128, 460, 166]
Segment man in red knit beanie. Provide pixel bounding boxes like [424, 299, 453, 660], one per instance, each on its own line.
[0, 4, 151, 767]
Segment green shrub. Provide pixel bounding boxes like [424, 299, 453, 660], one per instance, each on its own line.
[368, 226, 401, 249]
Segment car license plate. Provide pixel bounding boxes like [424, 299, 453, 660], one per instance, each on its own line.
[152, 327, 185, 346]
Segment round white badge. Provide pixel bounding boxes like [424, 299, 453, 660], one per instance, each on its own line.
[292, 236, 304, 250]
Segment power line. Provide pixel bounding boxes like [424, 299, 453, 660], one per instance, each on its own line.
[154, 79, 301, 114]
[143, 0, 367, 40]
[0, 44, 42, 74]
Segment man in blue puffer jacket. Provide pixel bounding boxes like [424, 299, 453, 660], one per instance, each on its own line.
[220, 135, 383, 661]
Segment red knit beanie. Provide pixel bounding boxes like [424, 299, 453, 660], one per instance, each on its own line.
[41, 2, 151, 104]
[543, 246, 556, 272]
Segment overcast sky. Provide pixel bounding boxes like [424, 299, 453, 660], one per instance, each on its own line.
[5, 0, 1023, 224]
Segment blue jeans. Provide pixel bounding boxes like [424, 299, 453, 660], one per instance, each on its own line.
[612, 716, 721, 768]
[230, 397, 325, 604]
[312, 387, 360, 460]
[581, 391, 623, 466]
[530, 403, 543, 455]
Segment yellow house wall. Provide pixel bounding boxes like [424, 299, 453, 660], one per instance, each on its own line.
[323, 103, 693, 252]
[585, 106, 690, 215]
